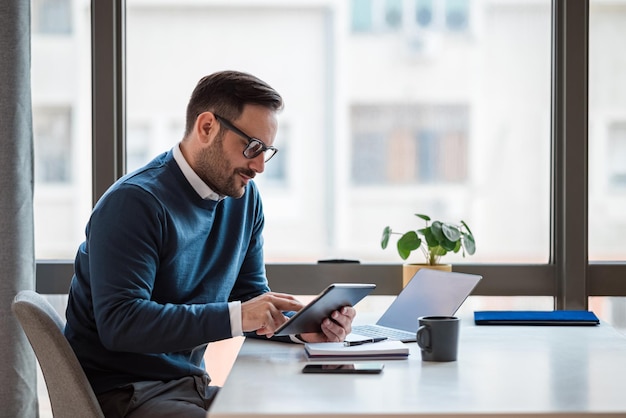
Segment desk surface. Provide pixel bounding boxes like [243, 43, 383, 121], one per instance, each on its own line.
[208, 318, 626, 417]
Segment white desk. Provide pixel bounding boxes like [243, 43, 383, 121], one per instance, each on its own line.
[208, 319, 626, 417]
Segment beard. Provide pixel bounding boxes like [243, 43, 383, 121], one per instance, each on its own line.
[194, 133, 254, 199]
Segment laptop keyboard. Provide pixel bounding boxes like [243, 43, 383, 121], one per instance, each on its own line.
[352, 324, 416, 341]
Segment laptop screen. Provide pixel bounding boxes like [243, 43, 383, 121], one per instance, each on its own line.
[376, 269, 482, 332]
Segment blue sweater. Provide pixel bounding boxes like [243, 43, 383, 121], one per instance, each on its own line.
[64, 150, 270, 394]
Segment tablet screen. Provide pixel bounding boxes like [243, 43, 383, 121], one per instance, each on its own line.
[273, 283, 376, 336]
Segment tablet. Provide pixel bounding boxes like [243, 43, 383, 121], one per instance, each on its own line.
[274, 283, 376, 336]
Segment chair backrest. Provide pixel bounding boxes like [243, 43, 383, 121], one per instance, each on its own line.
[12, 290, 104, 418]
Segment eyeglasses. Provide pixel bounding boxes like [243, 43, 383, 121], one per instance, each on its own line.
[214, 114, 278, 162]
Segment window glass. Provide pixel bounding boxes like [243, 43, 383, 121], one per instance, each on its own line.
[445, 0, 469, 31]
[589, 0, 626, 261]
[33, 106, 72, 183]
[384, 0, 403, 29]
[126, 0, 551, 264]
[32, 0, 72, 35]
[127, 122, 152, 173]
[607, 122, 626, 188]
[351, 104, 468, 185]
[32, 0, 92, 259]
[352, 0, 374, 32]
[415, 0, 434, 28]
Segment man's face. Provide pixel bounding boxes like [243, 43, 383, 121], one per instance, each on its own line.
[194, 105, 278, 198]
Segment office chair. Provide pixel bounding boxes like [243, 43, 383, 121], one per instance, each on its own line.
[12, 290, 105, 418]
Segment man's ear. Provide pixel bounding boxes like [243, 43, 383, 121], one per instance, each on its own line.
[195, 112, 218, 144]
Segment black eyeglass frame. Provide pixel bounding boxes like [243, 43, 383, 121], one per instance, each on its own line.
[214, 114, 278, 162]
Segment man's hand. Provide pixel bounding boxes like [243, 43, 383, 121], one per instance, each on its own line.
[241, 292, 304, 337]
[299, 306, 357, 343]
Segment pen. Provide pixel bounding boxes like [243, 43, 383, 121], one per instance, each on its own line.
[344, 337, 388, 347]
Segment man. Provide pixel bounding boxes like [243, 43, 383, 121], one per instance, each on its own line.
[65, 70, 356, 417]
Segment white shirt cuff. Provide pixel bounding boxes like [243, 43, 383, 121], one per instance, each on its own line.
[228, 301, 243, 337]
[289, 334, 306, 344]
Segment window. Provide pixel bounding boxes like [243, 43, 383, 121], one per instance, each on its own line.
[258, 125, 289, 186]
[127, 123, 152, 173]
[385, 0, 403, 29]
[351, 104, 468, 185]
[352, 0, 374, 32]
[589, 0, 626, 261]
[32, 0, 72, 35]
[123, 1, 550, 263]
[351, 0, 470, 34]
[32, 0, 92, 259]
[445, 0, 469, 31]
[31, 0, 625, 318]
[415, 0, 434, 28]
[607, 122, 626, 188]
[33, 107, 72, 183]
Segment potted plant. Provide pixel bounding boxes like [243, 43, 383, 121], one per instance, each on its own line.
[381, 213, 476, 286]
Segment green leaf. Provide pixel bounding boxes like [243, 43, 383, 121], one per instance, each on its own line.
[440, 236, 457, 252]
[442, 223, 461, 242]
[397, 247, 410, 260]
[429, 221, 445, 243]
[462, 233, 476, 255]
[461, 220, 473, 236]
[381, 226, 392, 249]
[397, 231, 421, 260]
[416, 214, 431, 222]
[420, 227, 438, 248]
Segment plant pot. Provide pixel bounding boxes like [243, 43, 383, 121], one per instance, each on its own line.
[402, 263, 453, 287]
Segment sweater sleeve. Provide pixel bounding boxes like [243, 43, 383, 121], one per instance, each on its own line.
[86, 185, 233, 354]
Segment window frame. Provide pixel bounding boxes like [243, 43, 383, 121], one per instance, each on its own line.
[36, 0, 626, 304]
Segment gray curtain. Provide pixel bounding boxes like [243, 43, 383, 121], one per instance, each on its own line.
[0, 1, 38, 417]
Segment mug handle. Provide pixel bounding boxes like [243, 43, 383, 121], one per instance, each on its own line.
[416, 325, 432, 352]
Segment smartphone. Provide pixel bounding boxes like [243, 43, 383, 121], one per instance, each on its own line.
[302, 363, 384, 374]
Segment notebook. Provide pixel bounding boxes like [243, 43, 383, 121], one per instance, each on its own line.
[474, 310, 600, 326]
[304, 340, 410, 361]
[349, 269, 482, 342]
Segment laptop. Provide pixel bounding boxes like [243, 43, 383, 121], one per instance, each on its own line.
[349, 269, 482, 342]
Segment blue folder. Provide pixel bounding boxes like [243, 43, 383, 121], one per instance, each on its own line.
[474, 310, 600, 326]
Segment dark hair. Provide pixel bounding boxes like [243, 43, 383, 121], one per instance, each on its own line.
[184, 70, 284, 137]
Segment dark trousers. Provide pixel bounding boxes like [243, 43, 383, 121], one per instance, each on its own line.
[97, 375, 220, 418]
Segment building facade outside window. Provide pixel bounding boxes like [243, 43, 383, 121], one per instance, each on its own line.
[33, 106, 72, 183]
[588, 0, 626, 262]
[32, 0, 625, 275]
[32, 0, 91, 260]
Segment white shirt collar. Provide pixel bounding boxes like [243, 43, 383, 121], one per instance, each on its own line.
[172, 143, 225, 201]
